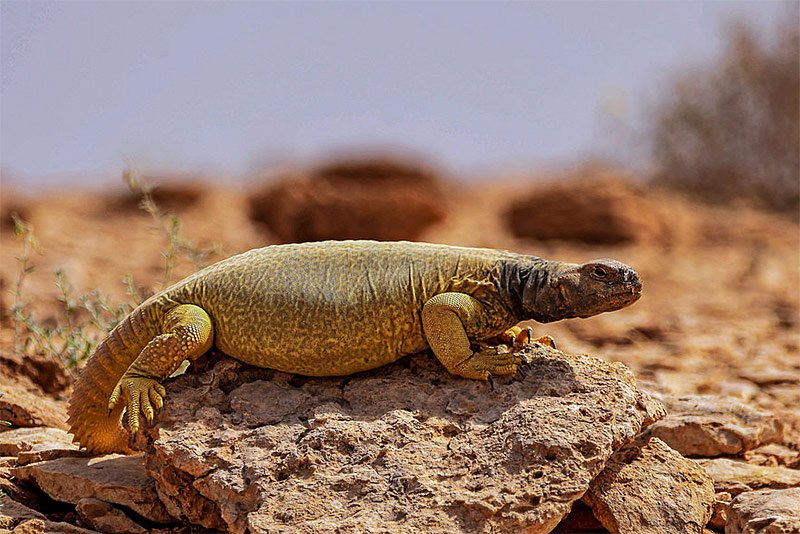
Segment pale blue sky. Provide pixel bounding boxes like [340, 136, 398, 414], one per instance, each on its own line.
[0, 1, 788, 186]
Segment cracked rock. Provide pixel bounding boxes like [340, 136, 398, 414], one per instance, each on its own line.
[696, 458, 800, 495]
[644, 395, 783, 457]
[144, 345, 664, 533]
[584, 436, 715, 534]
[726, 487, 800, 534]
[11, 454, 174, 524]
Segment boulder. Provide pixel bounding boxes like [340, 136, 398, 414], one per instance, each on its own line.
[11, 454, 174, 524]
[248, 157, 448, 243]
[144, 345, 664, 533]
[505, 169, 684, 245]
[726, 487, 800, 534]
[696, 458, 800, 495]
[644, 395, 783, 457]
[583, 436, 715, 534]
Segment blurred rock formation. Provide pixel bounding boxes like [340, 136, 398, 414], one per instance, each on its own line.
[248, 157, 448, 243]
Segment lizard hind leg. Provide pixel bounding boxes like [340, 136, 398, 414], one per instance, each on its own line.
[109, 304, 214, 434]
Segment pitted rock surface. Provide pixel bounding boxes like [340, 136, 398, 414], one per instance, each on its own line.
[584, 436, 715, 534]
[696, 458, 800, 495]
[644, 394, 783, 457]
[144, 345, 664, 533]
[726, 487, 800, 534]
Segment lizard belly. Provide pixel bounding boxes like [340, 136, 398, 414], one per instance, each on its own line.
[210, 295, 428, 376]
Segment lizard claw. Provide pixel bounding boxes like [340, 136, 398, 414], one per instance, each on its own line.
[516, 364, 527, 380]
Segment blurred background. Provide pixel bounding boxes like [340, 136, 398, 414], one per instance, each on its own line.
[1, 1, 797, 205]
[0, 1, 798, 447]
[1, 5, 799, 530]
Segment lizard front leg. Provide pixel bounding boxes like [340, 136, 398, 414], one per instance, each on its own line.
[422, 292, 520, 380]
[494, 325, 557, 349]
[108, 304, 213, 432]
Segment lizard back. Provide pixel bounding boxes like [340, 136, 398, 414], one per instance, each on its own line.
[163, 240, 520, 375]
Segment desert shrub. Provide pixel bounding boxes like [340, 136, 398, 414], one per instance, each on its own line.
[651, 9, 799, 213]
[7, 168, 219, 370]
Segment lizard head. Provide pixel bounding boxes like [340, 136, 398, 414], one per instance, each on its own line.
[524, 258, 641, 322]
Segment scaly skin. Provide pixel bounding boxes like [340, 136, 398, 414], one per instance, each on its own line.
[67, 240, 642, 453]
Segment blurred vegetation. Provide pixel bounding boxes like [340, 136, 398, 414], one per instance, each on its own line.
[9, 214, 132, 371]
[7, 169, 219, 371]
[651, 8, 799, 213]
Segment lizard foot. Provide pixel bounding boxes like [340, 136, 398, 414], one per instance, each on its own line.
[109, 376, 166, 433]
[453, 348, 522, 381]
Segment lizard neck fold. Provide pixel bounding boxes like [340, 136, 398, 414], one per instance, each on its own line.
[495, 256, 557, 322]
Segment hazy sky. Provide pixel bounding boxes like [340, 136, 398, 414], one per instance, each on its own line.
[0, 1, 788, 186]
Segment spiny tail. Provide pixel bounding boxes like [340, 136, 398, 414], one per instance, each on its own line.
[67, 304, 159, 454]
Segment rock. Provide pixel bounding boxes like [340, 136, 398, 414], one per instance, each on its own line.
[0, 427, 78, 459]
[144, 345, 663, 533]
[248, 156, 448, 242]
[0, 498, 44, 531]
[710, 492, 733, 530]
[644, 395, 783, 457]
[505, 169, 687, 245]
[1, 464, 45, 510]
[738, 367, 800, 387]
[0, 350, 72, 397]
[696, 458, 800, 495]
[108, 178, 207, 214]
[12, 454, 174, 524]
[583, 436, 715, 534]
[726, 487, 800, 534]
[0, 383, 69, 429]
[744, 444, 800, 468]
[0, 497, 99, 534]
[77, 498, 148, 534]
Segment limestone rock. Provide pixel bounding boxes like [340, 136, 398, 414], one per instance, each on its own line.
[697, 458, 800, 495]
[0, 383, 68, 429]
[645, 395, 783, 457]
[726, 488, 800, 534]
[144, 345, 663, 533]
[12, 454, 174, 524]
[248, 156, 447, 243]
[0, 427, 79, 461]
[77, 498, 147, 534]
[584, 436, 715, 534]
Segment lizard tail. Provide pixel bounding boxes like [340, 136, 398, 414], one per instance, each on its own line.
[67, 305, 158, 454]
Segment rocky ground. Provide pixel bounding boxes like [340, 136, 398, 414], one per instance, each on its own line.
[0, 161, 798, 533]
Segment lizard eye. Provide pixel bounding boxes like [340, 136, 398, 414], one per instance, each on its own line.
[590, 266, 608, 280]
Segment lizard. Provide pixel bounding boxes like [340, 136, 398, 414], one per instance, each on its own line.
[67, 240, 642, 453]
